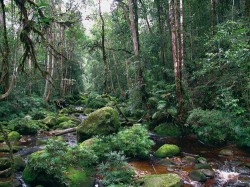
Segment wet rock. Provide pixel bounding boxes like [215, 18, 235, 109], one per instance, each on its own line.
[183, 156, 196, 163]
[154, 144, 180, 158]
[219, 149, 233, 156]
[77, 107, 120, 142]
[0, 167, 12, 178]
[141, 173, 181, 187]
[194, 163, 212, 170]
[197, 157, 207, 164]
[189, 170, 207, 182]
[158, 159, 176, 166]
[0, 158, 11, 170]
[199, 169, 215, 178]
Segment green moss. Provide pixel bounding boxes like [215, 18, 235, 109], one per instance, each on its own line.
[154, 123, 182, 137]
[154, 144, 180, 158]
[42, 116, 58, 128]
[141, 174, 181, 187]
[83, 108, 94, 115]
[58, 120, 77, 129]
[77, 107, 120, 142]
[8, 131, 21, 141]
[65, 167, 92, 187]
[188, 170, 207, 182]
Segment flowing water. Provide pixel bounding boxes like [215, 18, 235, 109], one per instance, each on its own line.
[1, 124, 249, 186]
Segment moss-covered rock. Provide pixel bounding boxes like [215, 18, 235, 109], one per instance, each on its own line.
[197, 157, 207, 164]
[42, 116, 58, 128]
[79, 137, 98, 148]
[58, 120, 78, 129]
[0, 158, 11, 170]
[83, 108, 95, 115]
[8, 131, 21, 141]
[154, 123, 182, 137]
[141, 173, 181, 187]
[155, 144, 180, 158]
[189, 170, 207, 182]
[77, 107, 120, 142]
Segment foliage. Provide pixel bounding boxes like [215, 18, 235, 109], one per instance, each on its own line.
[186, 108, 239, 144]
[97, 151, 135, 186]
[24, 139, 98, 185]
[85, 124, 154, 160]
[111, 124, 154, 158]
[85, 92, 109, 109]
[154, 123, 182, 137]
[8, 118, 40, 135]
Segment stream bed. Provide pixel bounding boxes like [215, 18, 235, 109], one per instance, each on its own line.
[2, 130, 250, 187]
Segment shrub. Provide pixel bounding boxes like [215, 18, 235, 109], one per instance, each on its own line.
[23, 139, 97, 186]
[186, 108, 234, 145]
[97, 151, 135, 186]
[111, 124, 154, 158]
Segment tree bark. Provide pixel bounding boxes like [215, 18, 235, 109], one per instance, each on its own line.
[99, 0, 108, 93]
[169, 0, 185, 122]
[246, 0, 250, 17]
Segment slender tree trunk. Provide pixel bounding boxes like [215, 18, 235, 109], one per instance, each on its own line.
[210, 0, 216, 36]
[111, 49, 126, 97]
[99, 0, 108, 93]
[169, 0, 185, 122]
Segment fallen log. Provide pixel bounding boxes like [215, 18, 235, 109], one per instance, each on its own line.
[51, 127, 77, 136]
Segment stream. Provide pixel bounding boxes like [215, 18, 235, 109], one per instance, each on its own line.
[11, 131, 250, 187]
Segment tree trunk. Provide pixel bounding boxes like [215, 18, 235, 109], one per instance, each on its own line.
[99, 0, 108, 93]
[169, 0, 185, 122]
[210, 0, 216, 36]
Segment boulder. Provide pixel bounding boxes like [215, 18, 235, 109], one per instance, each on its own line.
[77, 107, 120, 142]
[197, 157, 207, 164]
[219, 149, 233, 156]
[189, 170, 207, 182]
[199, 169, 215, 178]
[42, 116, 58, 128]
[8, 131, 21, 142]
[141, 173, 181, 187]
[155, 144, 180, 158]
[194, 163, 212, 170]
